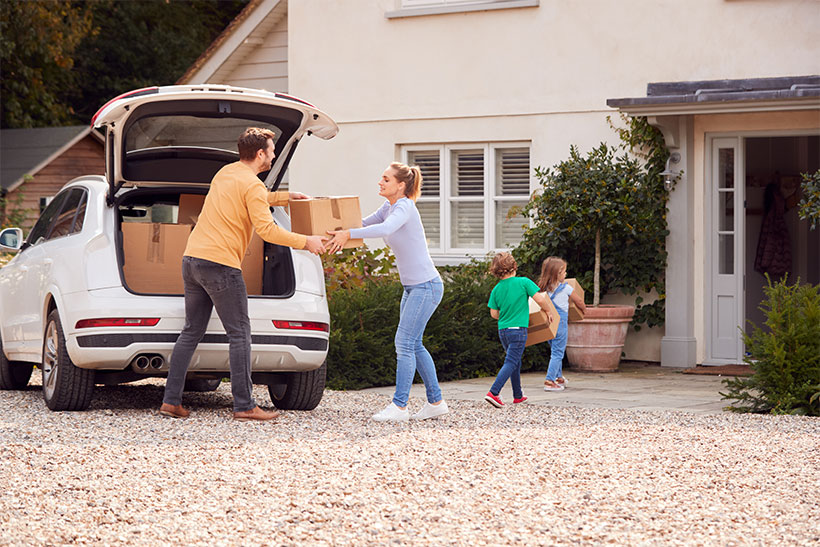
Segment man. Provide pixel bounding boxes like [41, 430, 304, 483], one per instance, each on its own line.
[160, 127, 325, 422]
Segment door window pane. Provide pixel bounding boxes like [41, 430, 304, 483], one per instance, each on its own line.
[718, 190, 734, 231]
[719, 234, 734, 274]
[451, 202, 484, 248]
[27, 192, 67, 246]
[417, 201, 440, 248]
[48, 189, 86, 239]
[718, 148, 734, 189]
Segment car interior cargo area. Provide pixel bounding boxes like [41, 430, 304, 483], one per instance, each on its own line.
[118, 191, 295, 297]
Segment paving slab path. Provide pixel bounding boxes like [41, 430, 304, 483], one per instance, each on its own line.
[363, 362, 731, 414]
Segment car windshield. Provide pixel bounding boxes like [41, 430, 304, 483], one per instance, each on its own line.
[125, 115, 281, 154]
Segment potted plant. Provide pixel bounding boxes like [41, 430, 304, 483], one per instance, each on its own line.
[514, 118, 671, 371]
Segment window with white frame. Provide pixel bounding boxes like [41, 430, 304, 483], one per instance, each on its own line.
[402, 0, 521, 7]
[405, 143, 530, 257]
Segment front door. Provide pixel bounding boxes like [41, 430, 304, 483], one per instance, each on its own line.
[708, 137, 744, 363]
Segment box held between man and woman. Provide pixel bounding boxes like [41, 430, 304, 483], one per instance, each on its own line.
[289, 196, 363, 248]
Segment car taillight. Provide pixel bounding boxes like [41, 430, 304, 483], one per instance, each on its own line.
[75, 318, 160, 328]
[272, 320, 329, 332]
[90, 87, 160, 126]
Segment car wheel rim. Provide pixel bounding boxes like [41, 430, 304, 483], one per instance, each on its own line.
[42, 320, 59, 399]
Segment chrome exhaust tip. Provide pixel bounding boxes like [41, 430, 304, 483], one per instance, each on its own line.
[149, 356, 164, 370]
[134, 355, 150, 370]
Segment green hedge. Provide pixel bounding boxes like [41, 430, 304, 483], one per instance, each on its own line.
[324, 251, 550, 390]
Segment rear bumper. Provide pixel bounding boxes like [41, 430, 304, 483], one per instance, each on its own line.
[61, 287, 329, 372]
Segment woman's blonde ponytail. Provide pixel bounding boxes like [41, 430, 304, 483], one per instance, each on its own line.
[390, 162, 423, 201]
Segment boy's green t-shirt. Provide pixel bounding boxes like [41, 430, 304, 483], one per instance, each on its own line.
[488, 276, 541, 330]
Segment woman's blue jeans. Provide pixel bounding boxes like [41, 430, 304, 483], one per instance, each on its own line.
[546, 308, 569, 381]
[490, 328, 528, 399]
[393, 279, 444, 408]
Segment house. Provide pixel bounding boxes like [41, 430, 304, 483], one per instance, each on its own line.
[178, 0, 820, 367]
[0, 126, 105, 229]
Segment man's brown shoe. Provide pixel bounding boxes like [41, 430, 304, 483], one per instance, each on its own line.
[159, 403, 190, 419]
[233, 406, 280, 422]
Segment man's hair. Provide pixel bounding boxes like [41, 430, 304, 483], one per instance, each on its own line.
[489, 252, 517, 278]
[237, 127, 276, 161]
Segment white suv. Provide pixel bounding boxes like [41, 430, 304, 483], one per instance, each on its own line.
[0, 85, 338, 411]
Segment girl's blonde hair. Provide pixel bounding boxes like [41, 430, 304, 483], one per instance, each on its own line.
[537, 256, 567, 292]
[489, 252, 517, 278]
[389, 162, 423, 201]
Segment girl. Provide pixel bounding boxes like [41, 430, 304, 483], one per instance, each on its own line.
[538, 257, 586, 391]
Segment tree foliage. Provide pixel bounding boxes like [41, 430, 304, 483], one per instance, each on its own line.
[798, 169, 820, 230]
[0, 1, 93, 127]
[1, 0, 248, 129]
[65, 0, 248, 123]
[513, 116, 672, 328]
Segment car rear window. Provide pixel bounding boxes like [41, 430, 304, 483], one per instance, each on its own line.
[125, 116, 281, 153]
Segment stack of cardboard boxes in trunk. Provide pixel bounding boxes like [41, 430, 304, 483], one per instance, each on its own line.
[121, 195, 362, 295]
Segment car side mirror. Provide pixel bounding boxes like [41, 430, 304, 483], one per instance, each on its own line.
[0, 227, 24, 252]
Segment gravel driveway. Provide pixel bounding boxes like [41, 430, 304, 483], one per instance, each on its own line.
[1, 372, 818, 546]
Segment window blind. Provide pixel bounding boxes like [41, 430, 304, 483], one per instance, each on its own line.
[451, 149, 484, 197]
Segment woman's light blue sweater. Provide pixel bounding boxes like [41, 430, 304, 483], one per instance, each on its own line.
[348, 197, 439, 286]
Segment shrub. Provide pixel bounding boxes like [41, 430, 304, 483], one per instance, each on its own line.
[721, 278, 820, 415]
[323, 252, 550, 390]
[798, 168, 820, 230]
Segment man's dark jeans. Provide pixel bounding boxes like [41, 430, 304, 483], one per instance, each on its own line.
[163, 256, 256, 412]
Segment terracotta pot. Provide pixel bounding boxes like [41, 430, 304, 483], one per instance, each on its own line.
[566, 305, 635, 372]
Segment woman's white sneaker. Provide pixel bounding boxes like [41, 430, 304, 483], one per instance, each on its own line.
[372, 402, 410, 422]
[411, 400, 449, 420]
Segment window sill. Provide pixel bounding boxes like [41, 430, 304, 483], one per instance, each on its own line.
[386, 0, 538, 19]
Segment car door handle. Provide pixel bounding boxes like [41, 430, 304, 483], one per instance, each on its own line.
[43, 259, 53, 265]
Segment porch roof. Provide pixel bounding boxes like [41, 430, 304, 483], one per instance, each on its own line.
[607, 75, 820, 116]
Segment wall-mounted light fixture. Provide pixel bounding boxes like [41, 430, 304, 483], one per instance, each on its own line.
[660, 152, 681, 191]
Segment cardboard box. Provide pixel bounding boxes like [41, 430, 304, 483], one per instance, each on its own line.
[178, 194, 205, 225]
[122, 223, 192, 294]
[123, 220, 265, 296]
[241, 232, 264, 296]
[525, 295, 560, 347]
[566, 278, 585, 322]
[288, 196, 363, 248]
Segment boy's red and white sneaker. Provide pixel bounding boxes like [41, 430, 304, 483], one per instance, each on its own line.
[484, 392, 505, 408]
[513, 396, 528, 404]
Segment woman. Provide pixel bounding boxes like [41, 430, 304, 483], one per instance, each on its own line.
[327, 162, 447, 422]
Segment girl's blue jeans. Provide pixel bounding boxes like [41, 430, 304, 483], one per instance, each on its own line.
[546, 308, 569, 381]
[490, 327, 528, 399]
[393, 278, 444, 408]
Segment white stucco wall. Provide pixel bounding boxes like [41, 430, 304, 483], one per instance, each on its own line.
[287, 0, 819, 220]
[278, 0, 819, 363]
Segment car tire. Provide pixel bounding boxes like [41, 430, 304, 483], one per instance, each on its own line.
[42, 309, 95, 411]
[183, 378, 221, 392]
[0, 337, 33, 390]
[268, 361, 326, 411]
